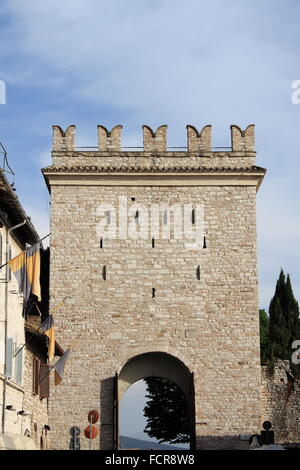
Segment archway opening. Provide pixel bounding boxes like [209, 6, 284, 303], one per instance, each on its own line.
[116, 352, 195, 450]
[119, 377, 190, 450]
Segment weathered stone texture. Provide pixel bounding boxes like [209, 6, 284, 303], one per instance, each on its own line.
[261, 361, 300, 444]
[98, 125, 122, 151]
[22, 348, 49, 449]
[187, 125, 212, 152]
[50, 151, 256, 169]
[143, 125, 167, 152]
[45, 123, 264, 450]
[48, 188, 261, 449]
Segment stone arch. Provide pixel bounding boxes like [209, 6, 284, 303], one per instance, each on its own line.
[118, 351, 191, 400]
[116, 351, 195, 449]
[116, 345, 194, 377]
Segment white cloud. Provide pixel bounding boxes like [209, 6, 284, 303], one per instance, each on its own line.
[2, 0, 298, 125]
[1, 0, 299, 307]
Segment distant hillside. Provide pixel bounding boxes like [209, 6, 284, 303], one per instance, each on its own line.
[119, 435, 187, 450]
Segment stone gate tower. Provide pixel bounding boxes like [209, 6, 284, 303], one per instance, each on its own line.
[42, 123, 265, 450]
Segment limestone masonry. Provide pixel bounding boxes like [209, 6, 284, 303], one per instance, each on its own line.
[43, 124, 266, 450]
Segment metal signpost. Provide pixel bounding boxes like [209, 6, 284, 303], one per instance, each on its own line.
[85, 410, 99, 450]
[69, 426, 81, 450]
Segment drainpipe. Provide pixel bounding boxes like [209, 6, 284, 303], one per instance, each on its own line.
[2, 219, 27, 434]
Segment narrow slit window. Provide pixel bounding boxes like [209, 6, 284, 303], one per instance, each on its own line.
[163, 210, 168, 225]
[106, 211, 111, 225]
[102, 265, 107, 280]
[203, 237, 207, 249]
[135, 211, 139, 224]
[192, 209, 196, 225]
[152, 288, 156, 298]
[152, 238, 155, 248]
[131, 197, 136, 201]
[100, 238, 103, 249]
[196, 265, 201, 280]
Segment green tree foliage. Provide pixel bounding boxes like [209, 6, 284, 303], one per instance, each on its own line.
[268, 269, 300, 376]
[259, 309, 269, 364]
[143, 377, 190, 445]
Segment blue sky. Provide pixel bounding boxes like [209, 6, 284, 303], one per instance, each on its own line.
[0, 0, 299, 311]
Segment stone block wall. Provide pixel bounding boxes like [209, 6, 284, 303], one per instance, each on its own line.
[23, 347, 50, 449]
[44, 124, 265, 450]
[261, 361, 300, 444]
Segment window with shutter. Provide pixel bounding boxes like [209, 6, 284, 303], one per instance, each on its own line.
[39, 362, 50, 399]
[15, 346, 23, 384]
[32, 357, 40, 395]
[8, 245, 12, 281]
[6, 337, 13, 378]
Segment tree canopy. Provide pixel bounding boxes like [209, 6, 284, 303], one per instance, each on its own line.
[267, 269, 300, 375]
[143, 377, 190, 445]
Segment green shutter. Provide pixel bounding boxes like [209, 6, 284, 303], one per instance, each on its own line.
[15, 346, 23, 384]
[6, 337, 13, 378]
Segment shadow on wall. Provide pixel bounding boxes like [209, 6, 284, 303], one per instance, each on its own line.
[197, 435, 251, 450]
[99, 375, 252, 451]
[100, 377, 115, 450]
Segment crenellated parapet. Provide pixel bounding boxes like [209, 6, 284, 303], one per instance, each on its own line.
[51, 124, 256, 153]
[97, 125, 122, 151]
[186, 125, 212, 152]
[53, 125, 76, 151]
[230, 124, 255, 152]
[142, 125, 168, 152]
[45, 123, 265, 191]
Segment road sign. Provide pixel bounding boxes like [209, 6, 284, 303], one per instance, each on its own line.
[88, 410, 99, 424]
[84, 425, 98, 440]
[69, 426, 80, 437]
[262, 421, 272, 430]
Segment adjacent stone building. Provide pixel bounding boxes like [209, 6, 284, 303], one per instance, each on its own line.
[43, 123, 267, 450]
[0, 168, 59, 450]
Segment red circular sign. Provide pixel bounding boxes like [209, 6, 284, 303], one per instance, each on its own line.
[84, 425, 98, 439]
[88, 410, 99, 424]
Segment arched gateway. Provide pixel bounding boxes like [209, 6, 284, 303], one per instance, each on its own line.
[43, 123, 265, 450]
[116, 352, 195, 450]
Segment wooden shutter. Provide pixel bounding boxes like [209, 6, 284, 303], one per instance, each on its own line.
[189, 371, 196, 451]
[113, 372, 119, 450]
[15, 347, 23, 384]
[6, 337, 13, 378]
[39, 362, 50, 399]
[32, 357, 40, 395]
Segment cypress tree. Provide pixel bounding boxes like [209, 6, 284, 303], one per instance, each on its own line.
[268, 269, 300, 375]
[259, 309, 269, 364]
[269, 296, 289, 360]
[143, 377, 190, 445]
